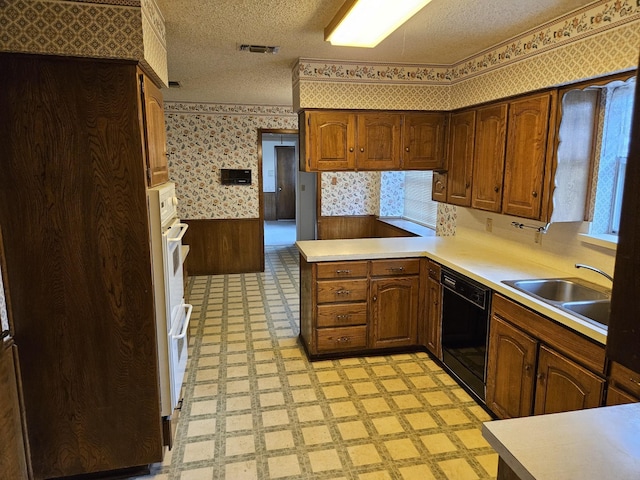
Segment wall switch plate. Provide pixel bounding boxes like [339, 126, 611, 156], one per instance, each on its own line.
[486, 218, 492, 232]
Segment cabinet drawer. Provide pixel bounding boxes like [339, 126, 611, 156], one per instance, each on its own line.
[316, 326, 368, 352]
[370, 258, 420, 276]
[317, 303, 367, 328]
[609, 361, 640, 399]
[427, 259, 441, 280]
[317, 261, 368, 279]
[317, 279, 368, 304]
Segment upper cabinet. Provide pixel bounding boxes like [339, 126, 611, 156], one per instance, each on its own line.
[403, 113, 447, 170]
[299, 110, 447, 172]
[445, 110, 476, 207]
[140, 71, 169, 187]
[502, 91, 555, 219]
[471, 103, 508, 212]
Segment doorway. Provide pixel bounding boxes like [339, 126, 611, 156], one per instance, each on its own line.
[259, 130, 298, 246]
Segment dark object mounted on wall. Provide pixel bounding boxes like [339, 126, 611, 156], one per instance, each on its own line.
[221, 169, 252, 185]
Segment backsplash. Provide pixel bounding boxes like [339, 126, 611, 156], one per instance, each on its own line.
[379, 171, 405, 217]
[164, 103, 297, 219]
[320, 172, 381, 216]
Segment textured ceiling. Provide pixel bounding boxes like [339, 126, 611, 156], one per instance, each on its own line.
[154, 0, 595, 106]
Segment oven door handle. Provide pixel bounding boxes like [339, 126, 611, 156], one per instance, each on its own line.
[172, 303, 193, 340]
[167, 223, 189, 243]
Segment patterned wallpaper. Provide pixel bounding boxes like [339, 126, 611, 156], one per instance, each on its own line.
[294, 0, 640, 111]
[0, 0, 168, 87]
[320, 172, 381, 217]
[164, 103, 297, 220]
[379, 171, 405, 217]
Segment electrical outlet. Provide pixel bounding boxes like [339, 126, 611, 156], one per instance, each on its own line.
[486, 218, 492, 232]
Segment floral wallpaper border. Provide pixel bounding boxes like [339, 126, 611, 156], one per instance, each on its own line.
[165, 103, 296, 115]
[294, 0, 640, 86]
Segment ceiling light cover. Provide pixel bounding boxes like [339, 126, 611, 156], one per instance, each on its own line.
[325, 0, 432, 48]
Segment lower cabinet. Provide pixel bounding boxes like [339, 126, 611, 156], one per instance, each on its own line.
[423, 260, 442, 359]
[606, 361, 640, 405]
[299, 257, 421, 356]
[486, 294, 605, 419]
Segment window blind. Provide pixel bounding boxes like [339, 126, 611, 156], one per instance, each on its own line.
[403, 171, 437, 228]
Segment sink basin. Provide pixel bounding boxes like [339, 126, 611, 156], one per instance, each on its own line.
[503, 278, 610, 303]
[561, 300, 610, 327]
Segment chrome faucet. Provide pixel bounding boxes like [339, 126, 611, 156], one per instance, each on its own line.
[575, 263, 614, 283]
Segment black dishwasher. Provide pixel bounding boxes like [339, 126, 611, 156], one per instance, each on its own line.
[440, 267, 491, 402]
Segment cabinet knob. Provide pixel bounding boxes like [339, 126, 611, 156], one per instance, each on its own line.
[494, 186, 500, 192]
[372, 295, 377, 302]
[349, 147, 354, 152]
[524, 364, 531, 372]
[536, 372, 545, 383]
[465, 182, 470, 189]
[405, 147, 410, 152]
[532, 191, 538, 198]
[360, 147, 364, 153]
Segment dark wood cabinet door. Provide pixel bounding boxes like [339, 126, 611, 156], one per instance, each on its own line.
[425, 276, 442, 359]
[534, 345, 604, 415]
[140, 72, 169, 187]
[370, 276, 419, 348]
[502, 92, 553, 219]
[472, 103, 508, 212]
[605, 385, 639, 406]
[446, 110, 476, 207]
[307, 110, 356, 170]
[0, 344, 30, 480]
[432, 172, 448, 202]
[356, 113, 402, 170]
[486, 316, 537, 419]
[402, 113, 446, 169]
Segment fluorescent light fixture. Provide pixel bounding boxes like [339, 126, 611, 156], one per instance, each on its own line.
[325, 0, 431, 48]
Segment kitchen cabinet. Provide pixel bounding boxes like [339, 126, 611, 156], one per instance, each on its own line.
[471, 103, 508, 212]
[486, 294, 605, 419]
[140, 70, 169, 187]
[356, 113, 402, 170]
[605, 361, 640, 405]
[502, 91, 555, 219]
[299, 257, 422, 357]
[299, 110, 446, 171]
[423, 260, 442, 359]
[402, 113, 447, 169]
[0, 341, 31, 480]
[445, 110, 476, 207]
[369, 259, 420, 348]
[431, 172, 448, 202]
[0, 54, 163, 478]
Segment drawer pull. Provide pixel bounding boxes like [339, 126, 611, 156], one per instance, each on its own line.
[336, 336, 351, 344]
[335, 269, 352, 275]
[336, 289, 351, 295]
[630, 377, 640, 387]
[336, 314, 351, 320]
[387, 266, 405, 272]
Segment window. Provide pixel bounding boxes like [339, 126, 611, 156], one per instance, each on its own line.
[590, 78, 635, 239]
[379, 171, 438, 229]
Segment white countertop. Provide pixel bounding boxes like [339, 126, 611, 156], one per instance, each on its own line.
[482, 403, 640, 480]
[295, 236, 607, 344]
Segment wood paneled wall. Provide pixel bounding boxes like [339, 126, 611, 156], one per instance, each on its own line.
[264, 192, 277, 221]
[317, 216, 418, 240]
[184, 219, 264, 275]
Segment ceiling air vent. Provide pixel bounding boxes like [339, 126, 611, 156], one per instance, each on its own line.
[239, 44, 280, 54]
[168, 81, 181, 88]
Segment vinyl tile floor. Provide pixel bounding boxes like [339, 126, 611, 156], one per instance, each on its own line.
[138, 246, 498, 480]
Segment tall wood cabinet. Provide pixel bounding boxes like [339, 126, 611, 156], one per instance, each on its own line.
[0, 54, 164, 478]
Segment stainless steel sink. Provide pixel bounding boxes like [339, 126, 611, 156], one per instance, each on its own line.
[503, 278, 610, 303]
[561, 300, 611, 327]
[502, 277, 611, 328]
